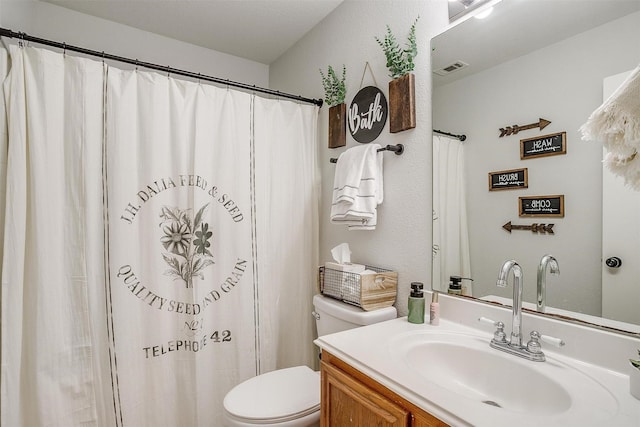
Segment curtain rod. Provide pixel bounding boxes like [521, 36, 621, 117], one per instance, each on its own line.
[433, 129, 467, 141]
[0, 27, 324, 107]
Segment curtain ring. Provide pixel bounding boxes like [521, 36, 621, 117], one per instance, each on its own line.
[63, 42, 66, 56]
[166, 65, 170, 77]
[197, 72, 201, 84]
[101, 51, 105, 64]
[135, 59, 138, 71]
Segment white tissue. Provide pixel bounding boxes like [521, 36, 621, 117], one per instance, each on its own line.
[326, 243, 365, 273]
[331, 243, 351, 264]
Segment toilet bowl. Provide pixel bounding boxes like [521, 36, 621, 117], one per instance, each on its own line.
[222, 294, 397, 426]
[223, 366, 320, 427]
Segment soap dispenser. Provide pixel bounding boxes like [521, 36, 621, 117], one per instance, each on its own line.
[408, 282, 425, 324]
[447, 276, 473, 296]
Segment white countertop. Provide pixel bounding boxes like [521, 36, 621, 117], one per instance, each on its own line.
[315, 316, 640, 427]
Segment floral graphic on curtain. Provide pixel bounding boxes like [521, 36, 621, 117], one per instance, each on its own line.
[159, 203, 214, 288]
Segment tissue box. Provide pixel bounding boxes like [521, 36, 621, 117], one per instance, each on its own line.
[318, 265, 397, 311]
[324, 262, 366, 273]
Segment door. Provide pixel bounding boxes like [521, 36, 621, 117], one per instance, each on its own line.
[601, 70, 640, 325]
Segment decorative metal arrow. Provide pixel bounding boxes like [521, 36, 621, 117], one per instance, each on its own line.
[499, 118, 551, 137]
[502, 221, 554, 234]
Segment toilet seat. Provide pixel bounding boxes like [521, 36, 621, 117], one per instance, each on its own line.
[223, 366, 320, 423]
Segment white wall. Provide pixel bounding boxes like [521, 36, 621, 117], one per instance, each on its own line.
[433, 11, 640, 315]
[0, 0, 268, 87]
[270, 0, 449, 316]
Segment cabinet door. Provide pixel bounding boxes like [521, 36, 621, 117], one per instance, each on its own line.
[412, 411, 450, 427]
[321, 361, 409, 427]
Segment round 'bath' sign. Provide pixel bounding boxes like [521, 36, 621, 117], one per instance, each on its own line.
[348, 86, 388, 143]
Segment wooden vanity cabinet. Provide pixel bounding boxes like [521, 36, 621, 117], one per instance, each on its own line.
[320, 352, 449, 427]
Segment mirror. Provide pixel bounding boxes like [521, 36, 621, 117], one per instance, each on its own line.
[431, 0, 640, 336]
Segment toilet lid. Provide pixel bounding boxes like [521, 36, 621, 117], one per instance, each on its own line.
[224, 366, 320, 422]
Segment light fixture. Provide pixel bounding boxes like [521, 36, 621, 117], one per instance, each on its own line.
[474, 6, 494, 19]
[448, 0, 502, 23]
[449, 0, 475, 5]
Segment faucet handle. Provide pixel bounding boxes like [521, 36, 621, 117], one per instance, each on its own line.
[478, 317, 507, 343]
[527, 330, 565, 353]
[540, 333, 565, 348]
[527, 331, 543, 354]
[478, 316, 499, 327]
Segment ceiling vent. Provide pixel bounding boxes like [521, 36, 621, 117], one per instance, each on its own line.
[433, 61, 469, 76]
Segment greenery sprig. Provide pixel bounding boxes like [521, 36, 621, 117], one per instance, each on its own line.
[375, 17, 419, 79]
[631, 349, 640, 370]
[319, 65, 346, 107]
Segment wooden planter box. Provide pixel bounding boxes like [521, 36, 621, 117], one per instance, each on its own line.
[328, 103, 346, 148]
[389, 73, 416, 133]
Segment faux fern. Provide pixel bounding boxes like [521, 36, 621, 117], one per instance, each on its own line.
[631, 349, 640, 370]
[375, 17, 419, 79]
[319, 65, 346, 107]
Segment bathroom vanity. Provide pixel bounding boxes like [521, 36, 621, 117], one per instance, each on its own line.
[321, 351, 447, 426]
[315, 293, 640, 426]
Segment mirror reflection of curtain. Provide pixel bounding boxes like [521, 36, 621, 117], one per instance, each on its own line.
[432, 134, 471, 294]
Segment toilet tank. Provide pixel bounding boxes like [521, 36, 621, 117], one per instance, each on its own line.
[312, 294, 397, 337]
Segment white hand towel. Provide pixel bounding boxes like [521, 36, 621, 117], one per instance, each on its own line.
[580, 65, 640, 153]
[580, 64, 640, 189]
[330, 144, 383, 230]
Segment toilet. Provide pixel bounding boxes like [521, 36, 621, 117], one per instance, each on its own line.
[222, 293, 397, 426]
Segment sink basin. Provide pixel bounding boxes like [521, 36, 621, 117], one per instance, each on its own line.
[390, 331, 618, 420]
[402, 334, 569, 414]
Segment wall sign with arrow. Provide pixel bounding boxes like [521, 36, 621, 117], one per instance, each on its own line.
[499, 118, 551, 137]
[502, 221, 555, 234]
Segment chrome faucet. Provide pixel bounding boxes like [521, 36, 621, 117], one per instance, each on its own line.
[496, 260, 524, 347]
[481, 260, 565, 362]
[491, 259, 546, 361]
[537, 255, 559, 313]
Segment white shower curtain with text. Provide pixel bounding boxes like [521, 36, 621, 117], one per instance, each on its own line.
[1, 45, 319, 427]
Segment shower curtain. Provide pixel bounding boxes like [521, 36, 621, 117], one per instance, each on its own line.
[432, 134, 472, 295]
[1, 45, 318, 426]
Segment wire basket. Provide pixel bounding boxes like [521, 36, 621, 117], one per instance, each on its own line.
[318, 265, 397, 311]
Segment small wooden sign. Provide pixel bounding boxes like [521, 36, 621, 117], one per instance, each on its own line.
[520, 131, 566, 160]
[488, 168, 528, 191]
[519, 195, 564, 217]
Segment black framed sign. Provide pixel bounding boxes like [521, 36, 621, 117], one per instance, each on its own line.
[348, 86, 388, 143]
[518, 195, 564, 217]
[520, 131, 566, 160]
[488, 168, 528, 191]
